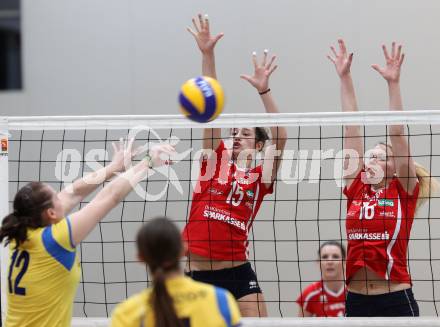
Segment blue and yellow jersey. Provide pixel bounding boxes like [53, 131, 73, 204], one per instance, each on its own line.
[111, 276, 241, 327]
[6, 217, 81, 327]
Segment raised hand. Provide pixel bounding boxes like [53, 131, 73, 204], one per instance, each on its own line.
[149, 143, 176, 167]
[371, 42, 404, 83]
[110, 138, 138, 172]
[240, 50, 278, 93]
[327, 39, 353, 78]
[187, 13, 224, 54]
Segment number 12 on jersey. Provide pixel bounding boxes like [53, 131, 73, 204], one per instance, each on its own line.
[8, 249, 30, 296]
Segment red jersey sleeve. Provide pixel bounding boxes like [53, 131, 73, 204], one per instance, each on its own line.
[296, 282, 320, 313]
[343, 170, 364, 204]
[254, 165, 274, 196]
[200, 140, 226, 177]
[296, 291, 307, 309]
[394, 177, 420, 201]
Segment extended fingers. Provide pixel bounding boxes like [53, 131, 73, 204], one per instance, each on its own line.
[371, 64, 383, 74]
[118, 137, 124, 151]
[399, 53, 405, 66]
[330, 45, 338, 57]
[239, 74, 252, 83]
[204, 14, 210, 32]
[160, 144, 177, 157]
[252, 51, 258, 69]
[187, 26, 197, 37]
[383, 42, 404, 62]
[338, 39, 347, 54]
[112, 141, 118, 154]
[214, 32, 224, 43]
[262, 49, 268, 66]
[266, 54, 277, 70]
[391, 41, 396, 58]
[126, 138, 135, 153]
[347, 52, 353, 66]
[382, 44, 390, 61]
[326, 55, 336, 64]
[396, 44, 402, 61]
[268, 64, 278, 75]
[192, 18, 200, 33]
[198, 13, 205, 30]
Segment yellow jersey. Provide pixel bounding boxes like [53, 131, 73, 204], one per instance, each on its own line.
[6, 217, 81, 327]
[111, 276, 241, 327]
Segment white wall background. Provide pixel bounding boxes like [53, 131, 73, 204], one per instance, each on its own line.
[1, 0, 440, 116]
[2, 0, 440, 319]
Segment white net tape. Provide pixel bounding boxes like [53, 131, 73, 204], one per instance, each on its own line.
[70, 317, 440, 326]
[6, 110, 440, 130]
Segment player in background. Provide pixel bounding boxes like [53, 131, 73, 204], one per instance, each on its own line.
[183, 14, 287, 316]
[328, 39, 438, 316]
[297, 241, 346, 317]
[111, 217, 242, 327]
[0, 139, 174, 327]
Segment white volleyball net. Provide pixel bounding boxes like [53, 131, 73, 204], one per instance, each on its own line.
[1, 112, 440, 326]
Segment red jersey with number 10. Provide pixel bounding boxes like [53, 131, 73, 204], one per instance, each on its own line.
[344, 171, 419, 284]
[182, 141, 273, 261]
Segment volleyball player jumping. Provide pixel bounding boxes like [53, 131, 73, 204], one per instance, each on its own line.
[183, 14, 287, 317]
[328, 39, 438, 316]
[0, 139, 174, 327]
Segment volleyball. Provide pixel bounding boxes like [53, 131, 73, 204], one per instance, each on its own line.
[178, 76, 224, 123]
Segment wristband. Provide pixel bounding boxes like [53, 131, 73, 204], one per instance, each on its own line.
[144, 153, 153, 169]
[259, 88, 271, 95]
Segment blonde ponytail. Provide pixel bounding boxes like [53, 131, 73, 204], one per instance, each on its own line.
[414, 162, 439, 211]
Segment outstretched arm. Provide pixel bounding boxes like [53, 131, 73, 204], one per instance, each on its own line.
[188, 13, 224, 150]
[372, 42, 417, 193]
[240, 51, 287, 187]
[69, 143, 175, 245]
[58, 139, 137, 214]
[327, 39, 363, 188]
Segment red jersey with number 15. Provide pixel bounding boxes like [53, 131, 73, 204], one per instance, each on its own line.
[182, 141, 273, 261]
[344, 170, 419, 284]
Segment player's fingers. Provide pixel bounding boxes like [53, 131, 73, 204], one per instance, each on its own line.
[327, 55, 336, 63]
[266, 55, 277, 70]
[262, 49, 268, 66]
[187, 27, 197, 37]
[192, 18, 200, 33]
[252, 51, 258, 69]
[382, 44, 390, 61]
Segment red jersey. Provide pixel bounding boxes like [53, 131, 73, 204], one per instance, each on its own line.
[344, 171, 419, 284]
[296, 281, 346, 317]
[182, 141, 273, 261]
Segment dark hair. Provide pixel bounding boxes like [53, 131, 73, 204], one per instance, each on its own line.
[318, 241, 346, 260]
[255, 127, 270, 145]
[137, 217, 183, 327]
[0, 182, 53, 248]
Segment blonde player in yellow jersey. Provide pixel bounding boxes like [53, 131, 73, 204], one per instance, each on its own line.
[111, 217, 242, 327]
[0, 139, 175, 327]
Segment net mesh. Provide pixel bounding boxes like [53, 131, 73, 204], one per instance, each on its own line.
[2, 112, 440, 321]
